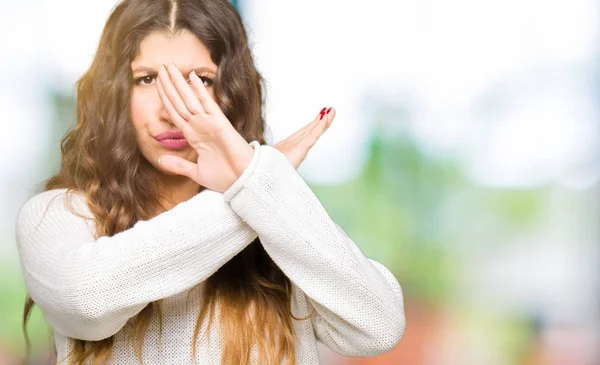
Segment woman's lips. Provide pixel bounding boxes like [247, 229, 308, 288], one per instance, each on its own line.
[154, 130, 188, 149]
[157, 138, 189, 149]
[154, 130, 185, 140]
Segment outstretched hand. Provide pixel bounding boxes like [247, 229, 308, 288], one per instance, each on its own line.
[155, 63, 254, 193]
[275, 107, 336, 169]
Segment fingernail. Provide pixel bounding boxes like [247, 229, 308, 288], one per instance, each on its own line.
[326, 107, 332, 114]
[320, 113, 324, 120]
[158, 154, 164, 165]
[319, 107, 326, 114]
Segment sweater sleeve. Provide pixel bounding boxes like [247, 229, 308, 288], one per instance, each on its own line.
[15, 186, 259, 342]
[223, 142, 406, 357]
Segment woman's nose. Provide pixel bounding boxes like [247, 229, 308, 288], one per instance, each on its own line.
[156, 93, 175, 125]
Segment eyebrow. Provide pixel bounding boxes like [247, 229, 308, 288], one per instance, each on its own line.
[132, 65, 216, 75]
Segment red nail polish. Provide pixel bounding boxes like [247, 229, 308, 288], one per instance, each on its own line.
[326, 107, 332, 114]
[319, 107, 326, 114]
[320, 113, 324, 120]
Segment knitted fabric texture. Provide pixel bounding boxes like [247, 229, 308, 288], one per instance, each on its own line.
[15, 142, 406, 364]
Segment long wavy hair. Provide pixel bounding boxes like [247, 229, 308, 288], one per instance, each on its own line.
[22, 0, 314, 364]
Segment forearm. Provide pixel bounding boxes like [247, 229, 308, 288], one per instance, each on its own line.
[16, 188, 257, 340]
[223, 144, 406, 355]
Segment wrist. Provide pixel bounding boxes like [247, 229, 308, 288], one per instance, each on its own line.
[232, 143, 255, 178]
[222, 140, 261, 201]
[218, 127, 256, 179]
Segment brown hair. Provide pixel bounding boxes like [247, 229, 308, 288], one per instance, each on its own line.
[22, 0, 314, 364]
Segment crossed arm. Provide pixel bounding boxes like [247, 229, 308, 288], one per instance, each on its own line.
[16, 142, 405, 355]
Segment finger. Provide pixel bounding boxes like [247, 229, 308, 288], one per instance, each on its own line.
[288, 107, 327, 142]
[165, 64, 206, 116]
[158, 65, 194, 121]
[311, 107, 334, 133]
[303, 107, 328, 132]
[157, 154, 198, 181]
[309, 107, 335, 142]
[189, 71, 219, 114]
[156, 76, 196, 137]
[325, 107, 336, 128]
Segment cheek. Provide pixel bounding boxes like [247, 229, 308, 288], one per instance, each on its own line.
[129, 89, 159, 154]
[130, 91, 151, 130]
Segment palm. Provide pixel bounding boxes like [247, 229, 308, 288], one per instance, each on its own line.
[275, 108, 336, 169]
[154, 64, 253, 193]
[193, 143, 236, 192]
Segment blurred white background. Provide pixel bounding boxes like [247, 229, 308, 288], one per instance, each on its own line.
[1, 1, 599, 364]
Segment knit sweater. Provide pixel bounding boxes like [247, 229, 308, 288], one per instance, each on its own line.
[15, 141, 406, 364]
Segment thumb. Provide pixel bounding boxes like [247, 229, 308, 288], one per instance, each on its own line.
[158, 154, 198, 181]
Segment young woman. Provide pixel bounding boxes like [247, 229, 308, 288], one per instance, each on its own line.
[15, 0, 406, 364]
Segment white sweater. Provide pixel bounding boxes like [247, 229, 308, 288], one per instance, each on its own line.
[15, 141, 406, 364]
